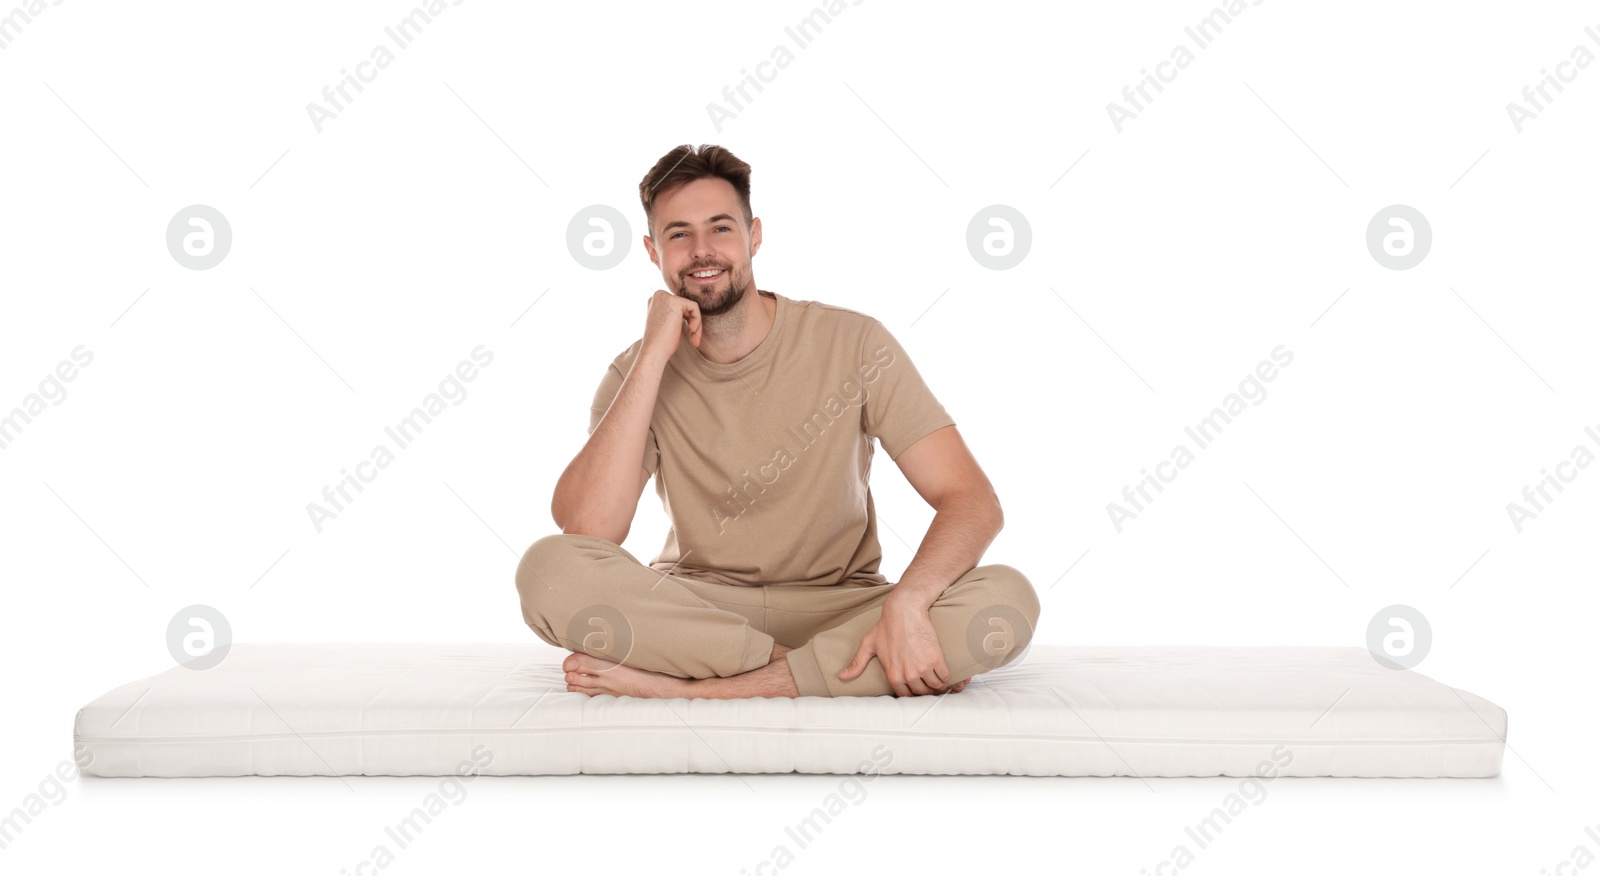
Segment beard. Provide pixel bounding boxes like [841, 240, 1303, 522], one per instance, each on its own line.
[674, 261, 749, 317]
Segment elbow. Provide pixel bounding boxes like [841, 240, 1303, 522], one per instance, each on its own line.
[550, 495, 572, 535]
[552, 489, 629, 544]
[944, 487, 1003, 533]
[563, 525, 627, 544]
[559, 515, 628, 545]
[973, 482, 1003, 533]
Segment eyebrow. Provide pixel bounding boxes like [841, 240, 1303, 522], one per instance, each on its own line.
[660, 213, 737, 234]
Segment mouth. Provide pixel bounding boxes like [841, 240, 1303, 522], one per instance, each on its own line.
[687, 267, 725, 285]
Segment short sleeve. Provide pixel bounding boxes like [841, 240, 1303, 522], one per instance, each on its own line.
[860, 319, 956, 459]
[589, 362, 660, 476]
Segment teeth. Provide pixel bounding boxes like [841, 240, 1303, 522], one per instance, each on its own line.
[692, 269, 722, 277]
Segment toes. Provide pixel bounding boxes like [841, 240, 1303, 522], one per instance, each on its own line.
[567, 652, 620, 674]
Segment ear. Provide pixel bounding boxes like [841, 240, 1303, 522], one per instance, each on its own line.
[748, 216, 762, 257]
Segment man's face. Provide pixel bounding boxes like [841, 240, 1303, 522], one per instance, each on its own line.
[646, 177, 762, 318]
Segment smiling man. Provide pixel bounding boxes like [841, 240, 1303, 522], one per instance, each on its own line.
[515, 143, 1039, 699]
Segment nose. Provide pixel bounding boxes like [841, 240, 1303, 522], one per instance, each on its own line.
[691, 240, 720, 264]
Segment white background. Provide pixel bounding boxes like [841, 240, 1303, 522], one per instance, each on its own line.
[2, 0, 1597, 873]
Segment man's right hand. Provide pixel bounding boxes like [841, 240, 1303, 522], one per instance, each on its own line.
[641, 289, 702, 363]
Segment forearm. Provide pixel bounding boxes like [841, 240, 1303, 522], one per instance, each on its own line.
[888, 490, 1004, 610]
[551, 350, 667, 539]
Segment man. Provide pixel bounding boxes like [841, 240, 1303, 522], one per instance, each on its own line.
[516, 144, 1039, 699]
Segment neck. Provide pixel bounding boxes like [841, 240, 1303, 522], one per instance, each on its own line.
[698, 287, 774, 365]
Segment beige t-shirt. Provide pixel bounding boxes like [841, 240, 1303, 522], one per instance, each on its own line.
[588, 290, 955, 588]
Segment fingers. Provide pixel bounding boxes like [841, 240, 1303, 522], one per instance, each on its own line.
[884, 663, 933, 696]
[842, 639, 958, 697]
[890, 664, 955, 697]
[839, 641, 873, 681]
[685, 305, 701, 348]
[914, 663, 950, 695]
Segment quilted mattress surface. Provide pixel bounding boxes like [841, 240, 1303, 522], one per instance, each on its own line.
[72, 643, 1508, 778]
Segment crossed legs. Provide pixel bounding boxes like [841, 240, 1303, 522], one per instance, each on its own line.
[559, 641, 973, 699]
[517, 533, 1034, 699]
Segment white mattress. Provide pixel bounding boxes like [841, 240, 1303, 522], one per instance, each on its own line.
[73, 643, 1508, 778]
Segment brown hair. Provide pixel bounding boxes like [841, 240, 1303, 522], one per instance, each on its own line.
[638, 144, 753, 240]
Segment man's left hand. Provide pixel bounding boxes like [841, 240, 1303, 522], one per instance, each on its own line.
[838, 597, 963, 696]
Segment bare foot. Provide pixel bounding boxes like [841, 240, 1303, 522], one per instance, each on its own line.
[563, 652, 688, 699]
[562, 646, 974, 699]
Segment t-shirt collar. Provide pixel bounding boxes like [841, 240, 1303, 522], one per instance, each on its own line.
[683, 289, 786, 381]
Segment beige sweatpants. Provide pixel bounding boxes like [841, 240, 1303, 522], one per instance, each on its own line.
[514, 533, 1040, 698]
